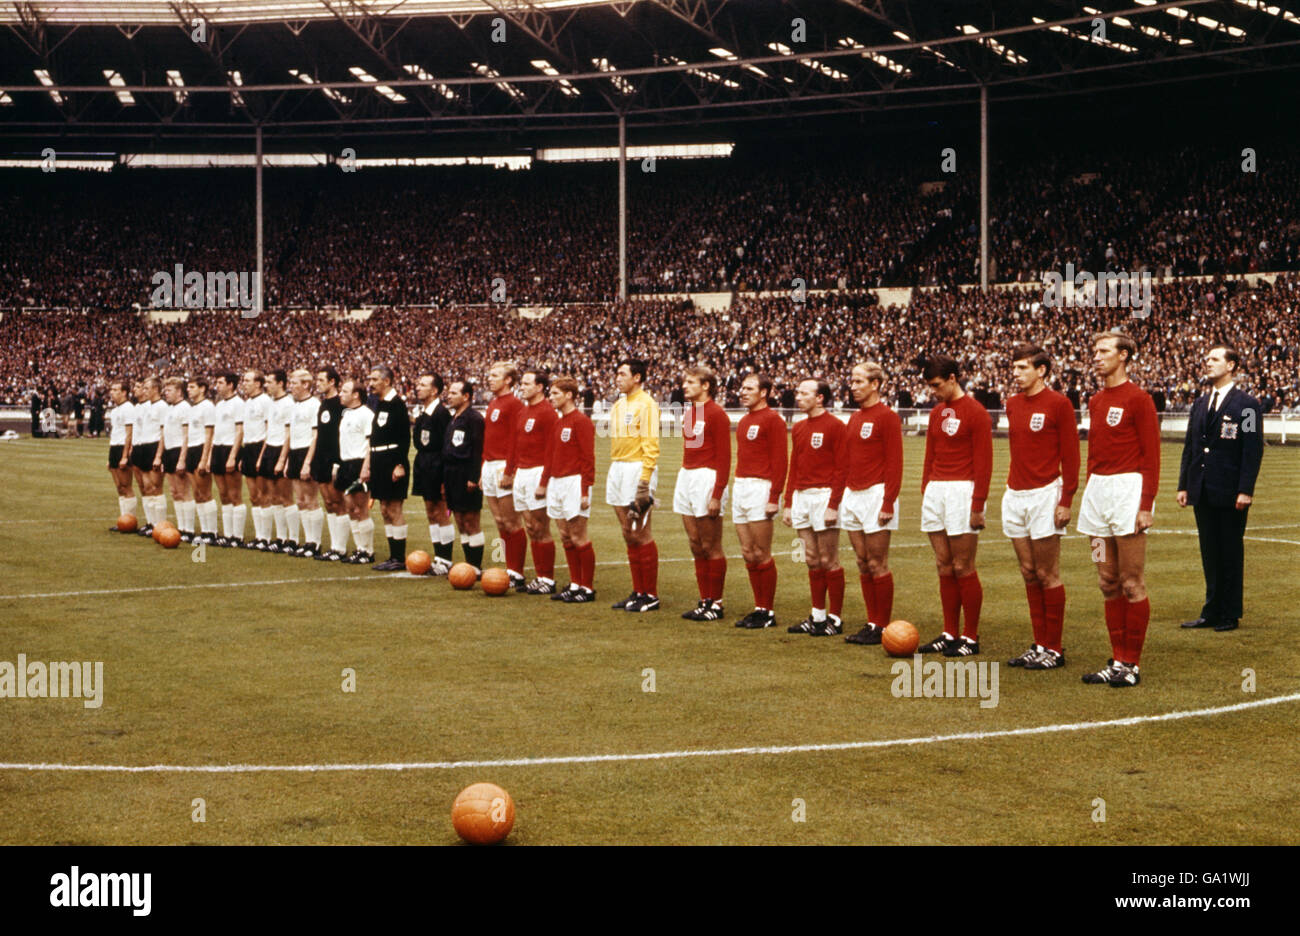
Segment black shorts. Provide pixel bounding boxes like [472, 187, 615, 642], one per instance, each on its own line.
[310, 449, 338, 485]
[412, 452, 444, 502]
[258, 444, 283, 479]
[130, 442, 159, 472]
[238, 442, 262, 477]
[162, 447, 182, 474]
[287, 447, 310, 481]
[210, 444, 233, 476]
[108, 445, 125, 469]
[333, 458, 364, 493]
[443, 465, 483, 514]
[369, 453, 410, 502]
[185, 446, 204, 474]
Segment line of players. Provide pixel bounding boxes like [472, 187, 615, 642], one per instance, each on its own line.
[104, 332, 1159, 687]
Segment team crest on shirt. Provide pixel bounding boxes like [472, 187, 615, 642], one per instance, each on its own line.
[560, 427, 572, 443]
[860, 422, 873, 440]
[1221, 420, 1238, 440]
[524, 418, 535, 433]
[1106, 406, 1124, 427]
[624, 413, 634, 426]
[941, 413, 960, 436]
[420, 429, 431, 446]
[452, 429, 464, 447]
[693, 420, 705, 436]
[811, 431, 824, 449]
[746, 424, 759, 441]
[320, 410, 331, 423]
[490, 409, 500, 423]
[1029, 413, 1045, 432]
[377, 411, 388, 427]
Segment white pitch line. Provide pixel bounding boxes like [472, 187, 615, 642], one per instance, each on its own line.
[2, 692, 1296, 774]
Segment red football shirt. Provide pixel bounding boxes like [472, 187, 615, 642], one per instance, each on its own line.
[483, 392, 523, 463]
[784, 410, 849, 508]
[1006, 387, 1080, 506]
[681, 398, 731, 499]
[844, 402, 903, 506]
[541, 408, 595, 492]
[505, 398, 559, 475]
[921, 394, 994, 511]
[1086, 379, 1161, 511]
[735, 407, 789, 503]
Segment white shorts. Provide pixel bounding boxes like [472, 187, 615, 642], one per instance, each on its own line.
[512, 465, 546, 512]
[480, 459, 509, 499]
[920, 480, 979, 536]
[731, 476, 774, 524]
[546, 474, 590, 521]
[1077, 472, 1147, 538]
[790, 487, 837, 531]
[840, 484, 900, 533]
[1002, 479, 1064, 540]
[605, 460, 657, 507]
[673, 466, 729, 517]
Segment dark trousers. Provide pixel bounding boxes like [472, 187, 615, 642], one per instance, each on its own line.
[1194, 503, 1248, 623]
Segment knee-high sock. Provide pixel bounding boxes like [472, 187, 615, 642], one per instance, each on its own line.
[329, 514, 350, 552]
[385, 523, 407, 562]
[357, 517, 375, 555]
[198, 500, 219, 535]
[435, 524, 455, 563]
[1042, 584, 1066, 653]
[826, 567, 845, 617]
[578, 542, 595, 589]
[564, 545, 580, 587]
[464, 531, 485, 570]
[532, 540, 556, 580]
[956, 572, 982, 639]
[144, 494, 167, 526]
[710, 556, 727, 603]
[118, 494, 138, 519]
[1104, 597, 1126, 661]
[1123, 596, 1150, 666]
[1025, 580, 1046, 646]
[626, 544, 643, 593]
[873, 572, 895, 627]
[640, 541, 659, 596]
[272, 504, 288, 540]
[747, 562, 766, 609]
[348, 518, 361, 553]
[221, 504, 234, 537]
[938, 573, 961, 637]
[250, 506, 266, 540]
[694, 557, 709, 600]
[761, 559, 778, 611]
[505, 528, 527, 576]
[860, 573, 877, 623]
[808, 567, 828, 612]
[285, 505, 300, 543]
[301, 507, 323, 546]
[232, 503, 247, 540]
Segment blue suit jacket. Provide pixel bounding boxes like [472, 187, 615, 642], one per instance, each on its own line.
[1177, 387, 1264, 508]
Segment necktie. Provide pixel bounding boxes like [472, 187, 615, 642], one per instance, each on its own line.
[1209, 390, 1219, 415]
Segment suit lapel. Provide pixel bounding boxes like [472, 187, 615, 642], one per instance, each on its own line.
[1208, 387, 1236, 435]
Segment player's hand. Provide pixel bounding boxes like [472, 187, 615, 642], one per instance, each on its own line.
[1235, 493, 1253, 510]
[781, 508, 792, 527]
[226, 457, 236, 472]
[198, 462, 210, 476]
[878, 509, 894, 526]
[153, 458, 162, 470]
[360, 465, 371, 483]
[299, 466, 310, 481]
[764, 501, 780, 519]
[1176, 490, 1188, 508]
[467, 480, 479, 490]
[1135, 510, 1154, 533]
[499, 473, 513, 490]
[630, 480, 653, 518]
[534, 485, 547, 500]
[824, 508, 838, 527]
[707, 496, 721, 517]
[969, 510, 986, 531]
[176, 465, 187, 477]
[580, 495, 590, 510]
[118, 457, 128, 469]
[393, 463, 406, 481]
[1053, 505, 1071, 529]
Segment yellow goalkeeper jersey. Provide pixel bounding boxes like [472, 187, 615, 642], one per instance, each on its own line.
[609, 388, 660, 481]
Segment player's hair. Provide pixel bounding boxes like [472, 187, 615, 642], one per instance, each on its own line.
[801, 377, 833, 408]
[452, 378, 475, 399]
[922, 355, 960, 382]
[552, 376, 580, 399]
[419, 373, 445, 393]
[371, 364, 395, 384]
[164, 376, 185, 391]
[216, 371, 237, 387]
[522, 368, 550, 392]
[244, 368, 265, 388]
[743, 372, 774, 397]
[684, 365, 718, 398]
[267, 368, 287, 388]
[145, 376, 162, 391]
[618, 358, 648, 384]
[289, 368, 312, 384]
[187, 375, 210, 391]
[1011, 343, 1052, 376]
[110, 379, 129, 393]
[853, 361, 886, 385]
[1093, 331, 1137, 363]
[491, 361, 520, 386]
[317, 366, 340, 388]
[1212, 343, 1241, 374]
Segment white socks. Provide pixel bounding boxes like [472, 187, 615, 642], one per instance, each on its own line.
[117, 495, 137, 519]
[198, 500, 218, 535]
[221, 504, 234, 537]
[439, 523, 455, 545]
[302, 507, 324, 546]
[177, 500, 196, 533]
[285, 505, 300, 543]
[272, 504, 287, 540]
[350, 518, 375, 554]
[143, 495, 167, 527]
[232, 504, 247, 540]
[328, 513, 350, 552]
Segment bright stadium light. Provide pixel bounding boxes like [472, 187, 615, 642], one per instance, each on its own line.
[766, 43, 849, 81]
[166, 69, 187, 104]
[289, 68, 351, 104]
[1234, 0, 1300, 26]
[471, 62, 525, 100]
[0, 91, 12, 105]
[227, 69, 246, 108]
[893, 29, 960, 68]
[529, 60, 580, 97]
[959, 24, 1029, 65]
[103, 70, 135, 105]
[709, 48, 769, 78]
[34, 69, 63, 105]
[1032, 17, 1140, 53]
[837, 37, 911, 76]
[348, 66, 407, 103]
[591, 58, 634, 95]
[402, 65, 457, 100]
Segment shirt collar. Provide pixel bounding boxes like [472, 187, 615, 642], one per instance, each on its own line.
[1213, 381, 1235, 399]
[383, 388, 397, 402]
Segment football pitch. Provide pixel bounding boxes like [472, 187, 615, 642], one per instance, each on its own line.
[1, 435, 1298, 845]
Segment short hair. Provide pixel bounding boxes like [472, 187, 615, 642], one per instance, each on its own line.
[1093, 331, 1138, 363]
[145, 376, 162, 391]
[922, 355, 960, 382]
[420, 373, 445, 393]
[618, 358, 648, 384]
[110, 379, 129, 393]
[1011, 343, 1052, 376]
[187, 375, 210, 391]
[552, 376, 579, 398]
[289, 368, 312, 384]
[853, 361, 886, 384]
[370, 364, 395, 384]
[317, 366, 340, 387]
[684, 365, 718, 399]
[452, 379, 475, 398]
[1212, 343, 1241, 374]
[743, 372, 773, 397]
[216, 371, 237, 387]
[801, 377, 833, 408]
[267, 368, 287, 387]
[522, 368, 550, 393]
[244, 368, 265, 388]
[490, 361, 520, 386]
[164, 376, 185, 391]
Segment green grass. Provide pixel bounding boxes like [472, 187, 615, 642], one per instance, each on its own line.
[1, 434, 1298, 845]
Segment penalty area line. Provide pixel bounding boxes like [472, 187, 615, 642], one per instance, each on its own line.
[3, 692, 1296, 773]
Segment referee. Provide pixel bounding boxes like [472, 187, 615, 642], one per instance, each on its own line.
[443, 379, 487, 573]
[366, 366, 412, 571]
[1177, 344, 1264, 633]
[413, 373, 455, 573]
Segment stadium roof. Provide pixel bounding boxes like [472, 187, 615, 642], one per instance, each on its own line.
[1, 0, 1299, 151]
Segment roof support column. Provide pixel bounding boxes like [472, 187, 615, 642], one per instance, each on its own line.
[618, 114, 627, 302]
[980, 84, 989, 292]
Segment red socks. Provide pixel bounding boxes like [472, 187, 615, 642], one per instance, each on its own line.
[694, 557, 710, 600]
[626, 544, 642, 593]
[627, 542, 658, 596]
[874, 572, 894, 627]
[565, 545, 580, 587]
[578, 542, 595, 589]
[1124, 597, 1150, 666]
[505, 528, 527, 576]
[808, 567, 827, 611]
[1025, 580, 1046, 645]
[532, 539, 556, 580]
[956, 572, 982, 640]
[1104, 597, 1126, 661]
[860, 573, 876, 623]
[938, 574, 961, 637]
[1042, 584, 1066, 654]
[825, 567, 845, 617]
[747, 559, 777, 610]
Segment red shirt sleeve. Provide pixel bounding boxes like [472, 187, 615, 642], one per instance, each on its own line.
[883, 408, 903, 508]
[921, 410, 936, 494]
[784, 428, 800, 508]
[539, 417, 556, 487]
[1058, 395, 1080, 506]
[710, 405, 731, 500]
[581, 415, 596, 495]
[1136, 390, 1160, 511]
[971, 403, 993, 512]
[504, 405, 522, 478]
[768, 412, 788, 504]
[828, 420, 849, 510]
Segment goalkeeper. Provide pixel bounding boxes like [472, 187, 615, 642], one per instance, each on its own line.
[605, 359, 661, 613]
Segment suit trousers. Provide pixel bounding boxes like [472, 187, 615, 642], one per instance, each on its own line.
[1194, 502, 1248, 623]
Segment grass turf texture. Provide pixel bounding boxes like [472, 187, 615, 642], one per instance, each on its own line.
[1, 434, 1298, 845]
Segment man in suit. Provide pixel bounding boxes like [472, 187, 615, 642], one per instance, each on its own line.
[1177, 344, 1264, 632]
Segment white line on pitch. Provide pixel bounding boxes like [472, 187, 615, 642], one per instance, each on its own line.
[2, 692, 1295, 774]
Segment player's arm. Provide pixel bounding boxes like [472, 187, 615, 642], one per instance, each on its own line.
[360, 424, 373, 482]
[121, 422, 133, 468]
[302, 426, 318, 481]
[199, 424, 214, 473]
[1057, 396, 1080, 509]
[502, 406, 521, 486]
[393, 405, 410, 480]
[229, 421, 243, 470]
[275, 416, 291, 474]
[1238, 392, 1264, 510]
[581, 416, 596, 509]
[152, 433, 164, 470]
[768, 415, 789, 516]
[467, 416, 484, 487]
[708, 406, 730, 515]
[781, 430, 798, 526]
[1176, 395, 1197, 505]
[638, 395, 660, 482]
[882, 410, 903, 523]
[921, 410, 936, 494]
[1135, 393, 1160, 531]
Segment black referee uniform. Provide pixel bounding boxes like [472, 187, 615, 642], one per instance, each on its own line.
[442, 406, 484, 514]
[413, 400, 452, 501]
[369, 390, 411, 502]
[311, 395, 344, 484]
